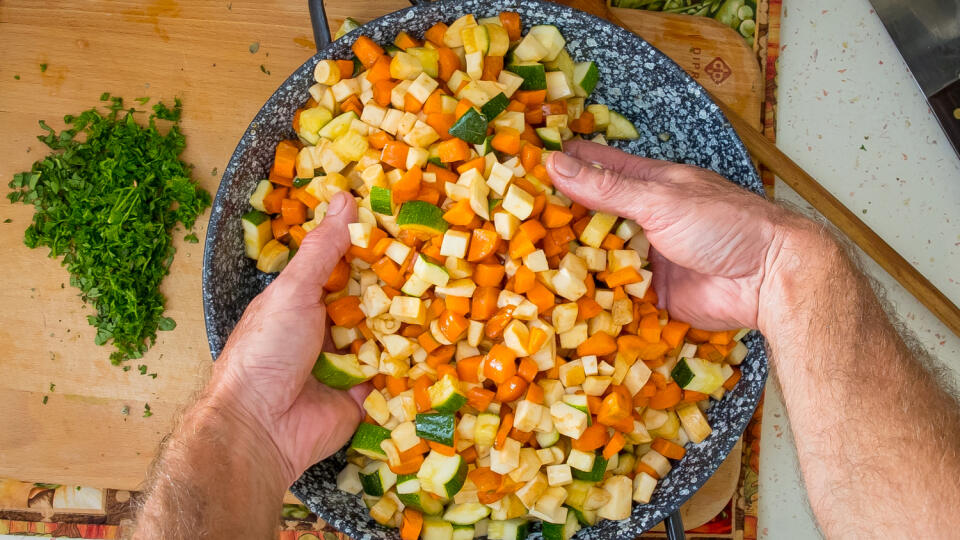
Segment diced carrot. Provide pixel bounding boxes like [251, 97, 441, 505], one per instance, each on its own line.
[520, 123, 542, 147]
[524, 107, 544, 125]
[471, 286, 500, 321]
[262, 186, 288, 214]
[372, 257, 405, 289]
[365, 55, 392, 83]
[423, 90, 446, 114]
[507, 100, 526, 113]
[373, 79, 397, 107]
[457, 355, 483, 383]
[341, 95, 363, 116]
[495, 412, 514, 449]
[438, 310, 469, 342]
[525, 381, 544, 404]
[723, 367, 742, 390]
[401, 508, 423, 540]
[510, 265, 535, 294]
[352, 36, 385, 68]
[597, 391, 630, 427]
[499, 11, 522, 41]
[323, 259, 350, 291]
[681, 390, 709, 403]
[336, 59, 355, 78]
[639, 313, 662, 343]
[519, 144, 543, 172]
[600, 233, 624, 250]
[426, 113, 456, 139]
[571, 423, 609, 452]
[483, 344, 517, 385]
[491, 129, 521, 154]
[418, 331, 441, 354]
[288, 224, 307, 247]
[514, 89, 547, 105]
[390, 454, 424, 475]
[437, 138, 470, 162]
[280, 198, 307, 225]
[525, 282, 555, 313]
[369, 130, 393, 150]
[467, 229, 499, 262]
[648, 382, 683, 409]
[348, 228, 387, 264]
[371, 374, 386, 391]
[467, 386, 495, 411]
[424, 22, 448, 46]
[381, 140, 410, 170]
[457, 156, 486, 175]
[437, 46, 461, 81]
[394, 31, 421, 50]
[445, 295, 471, 315]
[474, 263, 506, 287]
[427, 162, 458, 184]
[602, 431, 626, 460]
[291, 187, 320, 209]
[542, 100, 567, 115]
[517, 357, 538, 384]
[710, 330, 737, 345]
[393, 166, 422, 204]
[442, 199, 476, 226]
[485, 305, 515, 339]
[651, 437, 687, 460]
[455, 98, 476, 119]
[605, 266, 643, 287]
[326, 295, 365, 327]
[270, 140, 299, 181]
[404, 92, 423, 113]
[569, 110, 596, 134]
[541, 204, 573, 229]
[386, 375, 408, 396]
[507, 230, 536, 259]
[577, 331, 617, 357]
[482, 55, 504, 81]
[576, 297, 603, 321]
[461, 445, 478, 464]
[517, 221, 545, 244]
[413, 375, 433, 412]
[686, 328, 713, 343]
[426, 345, 455, 368]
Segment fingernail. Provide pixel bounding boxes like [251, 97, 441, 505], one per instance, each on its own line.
[327, 191, 348, 216]
[552, 152, 583, 178]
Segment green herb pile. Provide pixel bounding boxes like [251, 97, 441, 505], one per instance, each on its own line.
[8, 94, 211, 365]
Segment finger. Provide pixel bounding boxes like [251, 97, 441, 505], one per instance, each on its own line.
[563, 139, 676, 179]
[273, 191, 357, 295]
[347, 382, 373, 412]
[547, 151, 648, 222]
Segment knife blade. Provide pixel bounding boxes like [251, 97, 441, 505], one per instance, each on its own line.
[867, 0, 960, 157]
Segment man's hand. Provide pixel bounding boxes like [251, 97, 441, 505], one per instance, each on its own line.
[547, 140, 793, 330]
[211, 191, 368, 486]
[134, 191, 368, 539]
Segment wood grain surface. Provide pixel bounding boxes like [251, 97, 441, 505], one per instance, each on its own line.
[0, 0, 757, 525]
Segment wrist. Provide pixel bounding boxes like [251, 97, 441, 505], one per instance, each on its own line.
[756, 217, 848, 338]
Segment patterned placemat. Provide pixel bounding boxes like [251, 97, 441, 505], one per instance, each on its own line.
[0, 2, 780, 537]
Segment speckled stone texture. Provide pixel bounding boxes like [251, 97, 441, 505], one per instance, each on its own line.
[201, 0, 767, 537]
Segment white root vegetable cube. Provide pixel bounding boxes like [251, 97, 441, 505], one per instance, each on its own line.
[406, 146, 429, 170]
[360, 103, 387, 128]
[536, 447, 558, 465]
[728, 341, 748, 365]
[559, 253, 588, 280]
[486, 162, 515, 196]
[552, 302, 579, 334]
[641, 450, 672, 478]
[588, 312, 618, 337]
[336, 463, 363, 495]
[552, 268, 587, 301]
[628, 229, 651, 259]
[594, 289, 614, 310]
[514, 400, 545, 432]
[361, 284, 392, 318]
[380, 108, 403, 135]
[546, 464, 573, 486]
[615, 218, 642, 240]
[331, 325, 360, 349]
[611, 298, 634, 326]
[575, 246, 606, 273]
[597, 476, 632, 520]
[550, 401, 589, 439]
[512, 299, 538, 321]
[584, 485, 612, 510]
[467, 320, 484, 348]
[633, 472, 658, 504]
[502, 184, 534, 220]
[623, 268, 654, 299]
[379, 354, 410, 377]
[559, 321, 589, 350]
[676, 402, 712, 443]
[369, 494, 397, 525]
[502, 320, 530, 357]
[387, 390, 417, 422]
[523, 250, 549, 272]
[331, 78, 361, 101]
[440, 230, 470, 258]
[493, 212, 521, 241]
[385, 240, 412, 265]
[515, 473, 548, 508]
[579, 211, 618, 248]
[390, 80, 413, 109]
[396, 112, 419, 138]
[407, 72, 439, 104]
[389, 295, 425, 325]
[626, 420, 653, 445]
[434, 278, 476, 297]
[363, 389, 391, 425]
[490, 437, 521, 474]
[623, 359, 653, 395]
[582, 375, 612, 396]
[403, 120, 440, 148]
[545, 70, 574, 100]
[581, 355, 598, 376]
[508, 448, 542, 483]
[567, 448, 596, 472]
[358, 340, 380, 367]
[381, 334, 416, 359]
[598, 361, 615, 376]
[497, 70, 525, 97]
[558, 359, 586, 387]
[539, 379, 565, 406]
[608, 249, 645, 272]
[391, 420, 421, 451]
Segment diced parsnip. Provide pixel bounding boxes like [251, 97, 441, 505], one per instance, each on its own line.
[611, 298, 633, 326]
[566, 448, 596, 472]
[575, 246, 606, 272]
[728, 341, 748, 365]
[435, 278, 476, 297]
[457, 413, 477, 442]
[358, 339, 380, 367]
[623, 356, 653, 395]
[598, 361, 615, 377]
[466, 320, 484, 348]
[331, 78, 361, 102]
[607, 249, 644, 272]
[523, 250, 549, 272]
[490, 437, 521, 474]
[545, 70, 574, 100]
[403, 120, 441, 148]
[597, 476, 632, 520]
[642, 407, 669, 431]
[545, 463, 574, 491]
[626, 228, 650, 259]
[558, 321, 589, 349]
[319, 145, 348, 173]
[336, 463, 364, 495]
[511, 300, 538, 321]
[502, 320, 530, 357]
[380, 108, 403, 135]
[486, 162, 514, 196]
[370, 494, 398, 525]
[580, 355, 598, 375]
[387, 390, 417, 423]
[536, 447, 558, 465]
[626, 419, 653, 444]
[389, 295, 426, 325]
[379, 354, 410, 377]
[443, 257, 473, 280]
[582, 375, 612, 396]
[492, 111, 525, 133]
[439, 230, 470, 259]
[455, 340, 479, 361]
[588, 313, 619, 337]
[539, 380, 565, 406]
[497, 70, 524, 97]
[515, 472, 548, 509]
[402, 274, 432, 297]
[514, 400, 545, 432]
[368, 313, 401, 335]
[641, 450, 672, 478]
[331, 325, 361, 349]
[391, 420, 421, 451]
[380, 334, 416, 359]
[508, 448, 542, 483]
[579, 212, 618, 248]
[348, 222, 374, 248]
[550, 402, 588, 439]
[501, 184, 534, 221]
[558, 359, 586, 387]
[552, 268, 587, 301]
[633, 472, 657, 504]
[676, 402, 712, 443]
[364, 389, 391, 425]
[623, 268, 653, 299]
[474, 412, 500, 447]
[551, 303, 579, 334]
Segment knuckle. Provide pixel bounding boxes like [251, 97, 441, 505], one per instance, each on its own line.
[595, 168, 629, 198]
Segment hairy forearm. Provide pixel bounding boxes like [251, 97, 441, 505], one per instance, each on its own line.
[132, 384, 286, 539]
[759, 220, 960, 537]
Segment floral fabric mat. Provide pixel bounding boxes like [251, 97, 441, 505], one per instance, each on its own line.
[0, 1, 779, 538]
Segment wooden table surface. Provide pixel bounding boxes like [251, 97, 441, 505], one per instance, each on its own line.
[0, 0, 759, 495]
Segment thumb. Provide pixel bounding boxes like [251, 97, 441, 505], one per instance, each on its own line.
[275, 191, 357, 293]
[546, 151, 647, 221]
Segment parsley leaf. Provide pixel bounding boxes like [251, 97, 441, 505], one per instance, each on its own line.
[143, 403, 153, 417]
[183, 232, 199, 243]
[7, 95, 210, 365]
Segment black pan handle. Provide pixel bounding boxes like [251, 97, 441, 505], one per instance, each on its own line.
[664, 510, 686, 540]
[307, 0, 333, 52]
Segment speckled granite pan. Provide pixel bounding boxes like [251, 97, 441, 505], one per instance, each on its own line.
[201, 0, 768, 537]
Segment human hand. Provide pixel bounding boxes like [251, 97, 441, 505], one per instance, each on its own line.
[547, 140, 797, 331]
[208, 191, 369, 486]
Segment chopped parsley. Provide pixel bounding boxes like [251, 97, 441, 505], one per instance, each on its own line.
[42, 395, 48, 405]
[143, 403, 153, 417]
[184, 232, 199, 243]
[40, 63, 48, 72]
[14, 74, 20, 80]
[49, 382, 56, 392]
[260, 64, 270, 75]
[7, 94, 210, 365]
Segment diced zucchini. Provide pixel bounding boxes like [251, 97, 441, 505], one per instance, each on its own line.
[545, 71, 574, 101]
[452, 524, 474, 540]
[572, 61, 599, 97]
[671, 357, 725, 394]
[676, 402, 712, 443]
[449, 107, 488, 145]
[474, 412, 501, 446]
[505, 62, 547, 91]
[358, 461, 397, 496]
[487, 519, 528, 540]
[350, 422, 392, 460]
[480, 92, 510, 121]
[511, 33, 549, 62]
[334, 17, 361, 40]
[422, 517, 455, 540]
[408, 47, 440, 78]
[428, 374, 467, 413]
[605, 110, 640, 140]
[418, 450, 467, 498]
[241, 210, 272, 259]
[312, 352, 370, 390]
[397, 201, 449, 236]
[527, 25, 566, 62]
[535, 127, 563, 151]
[336, 463, 364, 494]
[318, 111, 359, 140]
[544, 48, 575, 84]
[414, 254, 451, 287]
[248, 180, 273, 212]
[571, 453, 607, 482]
[536, 428, 560, 448]
[416, 412, 456, 446]
[541, 506, 580, 540]
[443, 502, 491, 525]
[256, 239, 290, 273]
[444, 14, 478, 48]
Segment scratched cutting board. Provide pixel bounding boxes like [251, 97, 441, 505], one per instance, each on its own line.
[0, 0, 758, 527]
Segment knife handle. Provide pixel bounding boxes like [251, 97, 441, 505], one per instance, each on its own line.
[929, 80, 960, 158]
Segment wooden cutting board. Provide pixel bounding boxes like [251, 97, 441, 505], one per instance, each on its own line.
[0, 0, 758, 527]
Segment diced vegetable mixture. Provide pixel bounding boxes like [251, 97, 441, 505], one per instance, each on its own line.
[241, 12, 749, 540]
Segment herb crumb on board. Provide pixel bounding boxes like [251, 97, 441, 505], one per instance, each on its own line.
[7, 94, 210, 366]
[143, 403, 153, 418]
